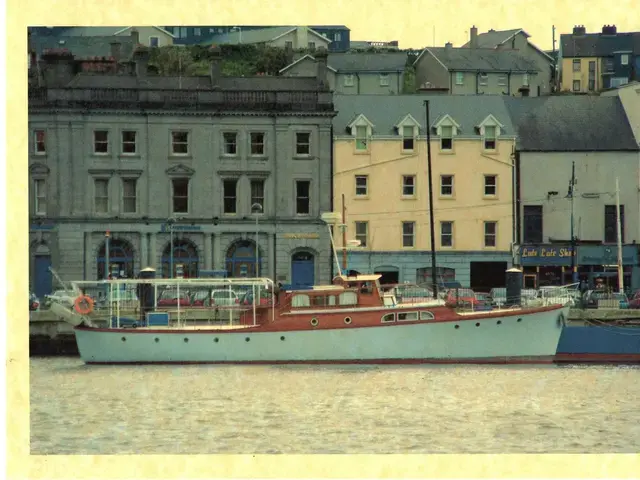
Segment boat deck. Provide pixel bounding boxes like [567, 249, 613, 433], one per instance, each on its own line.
[119, 324, 257, 331]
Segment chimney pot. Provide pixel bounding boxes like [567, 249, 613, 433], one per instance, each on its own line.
[315, 46, 329, 89]
[130, 28, 140, 45]
[470, 25, 478, 49]
[110, 41, 122, 61]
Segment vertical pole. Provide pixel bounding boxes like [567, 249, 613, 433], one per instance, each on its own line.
[341, 193, 348, 272]
[169, 222, 174, 279]
[255, 215, 259, 277]
[569, 161, 578, 283]
[424, 100, 438, 298]
[616, 177, 624, 293]
[105, 231, 110, 280]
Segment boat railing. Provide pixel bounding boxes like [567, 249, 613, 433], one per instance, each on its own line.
[66, 277, 277, 328]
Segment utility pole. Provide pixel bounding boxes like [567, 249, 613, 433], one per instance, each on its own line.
[424, 100, 438, 298]
[568, 161, 578, 283]
[341, 193, 348, 272]
[615, 177, 624, 293]
[105, 231, 111, 280]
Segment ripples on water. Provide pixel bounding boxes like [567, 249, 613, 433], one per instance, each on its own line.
[29, 357, 640, 454]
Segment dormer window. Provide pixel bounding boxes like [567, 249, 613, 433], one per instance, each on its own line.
[476, 115, 504, 152]
[484, 126, 497, 150]
[440, 126, 453, 150]
[432, 114, 460, 152]
[348, 114, 375, 153]
[395, 114, 421, 153]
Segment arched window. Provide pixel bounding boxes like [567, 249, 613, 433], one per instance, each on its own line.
[225, 239, 262, 278]
[97, 239, 135, 280]
[161, 239, 199, 278]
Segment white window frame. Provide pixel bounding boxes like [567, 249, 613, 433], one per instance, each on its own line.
[455, 72, 464, 85]
[523, 73, 529, 86]
[621, 54, 629, 65]
[355, 221, 368, 248]
[479, 73, 488, 86]
[483, 126, 497, 151]
[34, 179, 46, 215]
[250, 132, 266, 157]
[295, 180, 311, 216]
[94, 178, 109, 214]
[440, 175, 454, 197]
[222, 178, 238, 215]
[93, 130, 109, 155]
[222, 131, 238, 156]
[121, 130, 137, 156]
[355, 175, 368, 196]
[250, 178, 265, 212]
[171, 177, 190, 215]
[402, 175, 416, 197]
[572, 79, 581, 91]
[34, 129, 46, 155]
[121, 178, 138, 214]
[344, 74, 355, 87]
[402, 221, 415, 248]
[440, 221, 453, 247]
[171, 131, 189, 156]
[484, 174, 497, 196]
[355, 125, 369, 151]
[295, 132, 311, 156]
[440, 125, 453, 150]
[498, 74, 507, 86]
[573, 59, 581, 72]
[379, 74, 390, 86]
[401, 125, 415, 152]
[484, 221, 497, 247]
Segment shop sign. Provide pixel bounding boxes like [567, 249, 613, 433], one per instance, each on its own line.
[283, 233, 320, 239]
[30, 221, 56, 231]
[519, 245, 575, 266]
[160, 224, 202, 233]
[578, 245, 638, 265]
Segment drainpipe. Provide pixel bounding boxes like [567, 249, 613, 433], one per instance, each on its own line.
[449, 71, 453, 93]
[330, 123, 335, 280]
[356, 73, 361, 94]
[272, 112, 278, 282]
[507, 70, 512, 95]
[475, 72, 479, 94]
[396, 70, 400, 93]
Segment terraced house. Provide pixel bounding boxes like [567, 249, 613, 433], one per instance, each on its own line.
[28, 46, 336, 299]
[332, 94, 517, 290]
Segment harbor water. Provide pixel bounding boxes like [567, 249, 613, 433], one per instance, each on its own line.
[30, 357, 640, 454]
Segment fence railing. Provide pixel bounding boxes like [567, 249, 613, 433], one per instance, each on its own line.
[28, 87, 335, 112]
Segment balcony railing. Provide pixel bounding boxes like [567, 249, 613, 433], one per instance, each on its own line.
[28, 87, 335, 112]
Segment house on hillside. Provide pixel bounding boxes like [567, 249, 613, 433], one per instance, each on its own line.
[460, 26, 556, 95]
[280, 52, 408, 94]
[50, 26, 175, 48]
[601, 81, 640, 145]
[349, 40, 400, 50]
[412, 42, 541, 96]
[198, 26, 332, 51]
[559, 25, 640, 92]
[505, 95, 640, 289]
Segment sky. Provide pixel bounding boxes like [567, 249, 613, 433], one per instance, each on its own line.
[19, 0, 640, 52]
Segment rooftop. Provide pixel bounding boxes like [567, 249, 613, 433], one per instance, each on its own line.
[415, 47, 540, 73]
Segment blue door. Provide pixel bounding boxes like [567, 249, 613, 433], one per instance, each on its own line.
[291, 252, 315, 289]
[34, 255, 52, 298]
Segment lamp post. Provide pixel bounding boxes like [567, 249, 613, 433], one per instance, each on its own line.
[251, 203, 263, 277]
[167, 217, 175, 279]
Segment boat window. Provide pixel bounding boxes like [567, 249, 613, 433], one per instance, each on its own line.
[360, 282, 373, 294]
[420, 311, 435, 320]
[328, 295, 337, 306]
[339, 291, 358, 305]
[311, 295, 338, 307]
[381, 313, 396, 323]
[291, 294, 310, 307]
[398, 311, 419, 322]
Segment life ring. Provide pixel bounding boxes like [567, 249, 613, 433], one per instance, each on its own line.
[74, 295, 95, 315]
[310, 318, 319, 327]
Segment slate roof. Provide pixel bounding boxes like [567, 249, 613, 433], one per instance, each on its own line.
[504, 96, 639, 151]
[31, 35, 136, 60]
[461, 28, 525, 48]
[200, 26, 329, 46]
[60, 26, 175, 38]
[416, 47, 540, 73]
[280, 52, 408, 74]
[332, 93, 516, 136]
[560, 32, 640, 57]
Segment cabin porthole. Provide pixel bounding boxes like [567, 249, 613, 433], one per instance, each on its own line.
[154, 338, 159, 343]
[496, 320, 502, 325]
[344, 317, 352, 325]
[245, 337, 251, 342]
[184, 338, 189, 343]
[214, 338, 219, 343]
[121, 337, 126, 342]
[310, 318, 319, 327]
[454, 325, 460, 329]
[280, 336, 285, 341]
[475, 322, 480, 327]
[517, 318, 522, 323]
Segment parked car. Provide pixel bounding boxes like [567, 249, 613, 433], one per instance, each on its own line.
[236, 288, 273, 306]
[628, 290, 640, 309]
[583, 290, 629, 309]
[156, 288, 191, 307]
[211, 289, 239, 307]
[29, 292, 40, 311]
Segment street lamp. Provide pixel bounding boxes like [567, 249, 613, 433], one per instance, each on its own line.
[251, 203, 263, 277]
[105, 230, 111, 280]
[167, 217, 176, 279]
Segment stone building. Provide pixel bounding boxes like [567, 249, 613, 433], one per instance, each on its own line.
[28, 46, 336, 297]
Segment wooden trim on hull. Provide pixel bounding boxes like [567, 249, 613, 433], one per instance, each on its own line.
[555, 353, 640, 364]
[85, 356, 556, 366]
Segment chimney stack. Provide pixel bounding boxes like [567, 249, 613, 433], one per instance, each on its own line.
[110, 41, 121, 62]
[445, 42, 453, 52]
[132, 45, 150, 76]
[131, 28, 140, 46]
[572, 25, 586, 35]
[470, 25, 478, 48]
[209, 45, 222, 87]
[41, 49, 77, 86]
[314, 46, 329, 90]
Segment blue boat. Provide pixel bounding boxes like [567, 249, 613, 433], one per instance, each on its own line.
[556, 322, 640, 363]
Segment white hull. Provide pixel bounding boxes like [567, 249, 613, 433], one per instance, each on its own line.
[74, 306, 568, 365]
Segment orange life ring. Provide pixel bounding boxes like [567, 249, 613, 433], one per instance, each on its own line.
[74, 295, 95, 315]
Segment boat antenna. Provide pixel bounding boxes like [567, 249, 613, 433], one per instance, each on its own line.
[424, 99, 438, 298]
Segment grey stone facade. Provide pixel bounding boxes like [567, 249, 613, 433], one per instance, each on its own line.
[28, 48, 337, 293]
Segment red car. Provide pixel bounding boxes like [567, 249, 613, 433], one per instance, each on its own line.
[445, 288, 481, 307]
[156, 289, 191, 307]
[628, 291, 640, 309]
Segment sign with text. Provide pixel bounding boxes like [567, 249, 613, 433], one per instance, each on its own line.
[160, 224, 202, 233]
[520, 245, 575, 266]
[283, 233, 320, 240]
[578, 245, 638, 266]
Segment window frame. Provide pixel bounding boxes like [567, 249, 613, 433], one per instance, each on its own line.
[355, 221, 368, 248]
[171, 177, 190, 214]
[402, 221, 415, 248]
[222, 131, 239, 157]
[484, 221, 497, 247]
[222, 178, 239, 215]
[250, 178, 265, 213]
[401, 125, 415, 152]
[402, 175, 416, 197]
[170, 130, 190, 156]
[94, 177, 110, 214]
[440, 125, 453, 151]
[295, 180, 311, 216]
[484, 174, 497, 197]
[440, 221, 453, 248]
[249, 131, 266, 157]
[34, 129, 46, 155]
[93, 130, 110, 155]
[295, 132, 311, 157]
[440, 175, 454, 197]
[121, 130, 138, 156]
[355, 175, 368, 197]
[483, 125, 497, 151]
[121, 178, 138, 214]
[522, 205, 543, 244]
[33, 178, 47, 215]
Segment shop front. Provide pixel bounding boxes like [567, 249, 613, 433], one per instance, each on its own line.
[519, 244, 576, 288]
[577, 245, 639, 292]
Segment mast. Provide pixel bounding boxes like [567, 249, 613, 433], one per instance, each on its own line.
[568, 161, 577, 283]
[424, 100, 438, 297]
[341, 193, 348, 272]
[615, 177, 624, 293]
